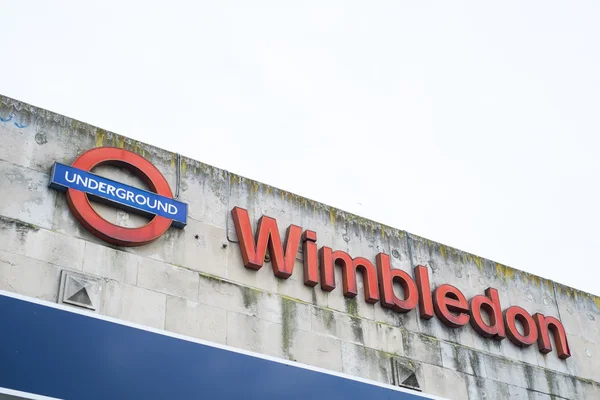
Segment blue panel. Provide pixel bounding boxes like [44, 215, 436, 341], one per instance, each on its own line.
[48, 163, 187, 227]
[0, 294, 435, 400]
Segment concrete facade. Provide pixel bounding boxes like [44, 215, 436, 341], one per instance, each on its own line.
[0, 94, 598, 399]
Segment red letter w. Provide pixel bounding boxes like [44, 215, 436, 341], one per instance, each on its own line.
[231, 207, 302, 279]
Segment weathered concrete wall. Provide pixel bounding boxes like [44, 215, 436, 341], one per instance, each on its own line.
[0, 94, 598, 399]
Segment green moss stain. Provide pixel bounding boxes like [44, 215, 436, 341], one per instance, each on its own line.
[473, 256, 483, 271]
[376, 353, 389, 384]
[315, 307, 336, 331]
[281, 297, 296, 359]
[400, 330, 410, 355]
[198, 272, 225, 284]
[350, 315, 364, 344]
[0, 216, 40, 244]
[450, 248, 460, 263]
[523, 364, 536, 393]
[240, 286, 260, 311]
[439, 244, 447, 259]
[197, 272, 265, 304]
[181, 159, 188, 176]
[329, 208, 337, 227]
[95, 129, 106, 147]
[544, 368, 557, 396]
[494, 263, 514, 282]
[345, 297, 359, 317]
[451, 344, 465, 372]
[468, 350, 483, 376]
[0, 215, 40, 233]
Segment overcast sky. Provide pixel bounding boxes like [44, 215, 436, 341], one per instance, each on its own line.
[1, 1, 599, 296]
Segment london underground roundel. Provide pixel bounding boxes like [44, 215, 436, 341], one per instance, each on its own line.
[49, 147, 187, 247]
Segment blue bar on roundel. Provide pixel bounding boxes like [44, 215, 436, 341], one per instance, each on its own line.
[48, 163, 187, 228]
[0, 293, 443, 400]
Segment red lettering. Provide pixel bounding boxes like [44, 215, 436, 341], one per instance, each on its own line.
[433, 284, 470, 328]
[469, 288, 506, 341]
[414, 265, 434, 319]
[353, 257, 380, 303]
[232, 211, 572, 358]
[319, 247, 337, 291]
[320, 248, 379, 303]
[534, 313, 571, 359]
[302, 230, 318, 287]
[376, 253, 418, 313]
[231, 207, 302, 279]
[503, 306, 538, 347]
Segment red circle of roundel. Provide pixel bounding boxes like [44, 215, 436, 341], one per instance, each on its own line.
[66, 147, 174, 247]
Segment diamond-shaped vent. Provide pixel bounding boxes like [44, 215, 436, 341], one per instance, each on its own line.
[400, 373, 420, 391]
[390, 358, 421, 392]
[68, 288, 92, 305]
[58, 271, 101, 311]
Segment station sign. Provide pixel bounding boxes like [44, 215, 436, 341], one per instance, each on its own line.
[45, 146, 571, 360]
[231, 207, 571, 359]
[49, 147, 187, 247]
[50, 163, 187, 226]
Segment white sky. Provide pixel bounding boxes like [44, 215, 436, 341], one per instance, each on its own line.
[1, 1, 599, 295]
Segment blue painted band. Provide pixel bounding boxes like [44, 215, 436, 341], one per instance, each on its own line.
[49, 163, 187, 228]
[0, 293, 437, 400]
